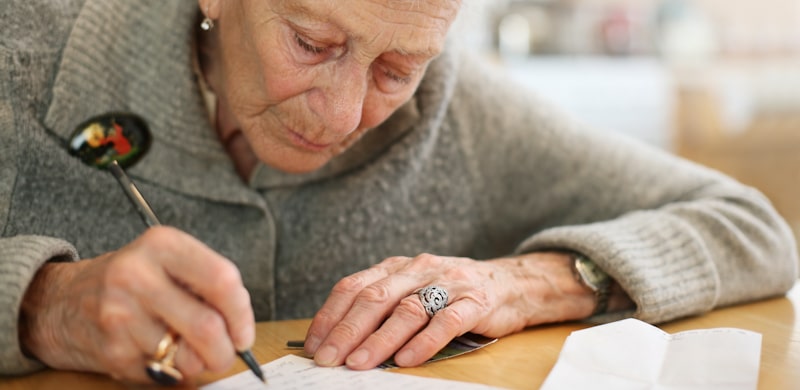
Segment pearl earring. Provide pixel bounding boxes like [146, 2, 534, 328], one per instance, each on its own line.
[200, 6, 214, 31]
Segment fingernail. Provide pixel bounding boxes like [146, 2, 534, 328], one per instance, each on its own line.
[241, 325, 256, 350]
[231, 327, 255, 352]
[315, 345, 338, 366]
[395, 348, 415, 366]
[346, 348, 370, 367]
[305, 335, 321, 352]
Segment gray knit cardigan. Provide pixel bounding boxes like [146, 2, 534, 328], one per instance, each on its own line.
[1, 0, 797, 375]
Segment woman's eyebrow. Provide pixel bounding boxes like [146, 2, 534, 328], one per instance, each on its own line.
[281, 2, 442, 58]
[390, 47, 440, 60]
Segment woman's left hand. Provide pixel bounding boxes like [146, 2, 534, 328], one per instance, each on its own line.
[304, 252, 598, 369]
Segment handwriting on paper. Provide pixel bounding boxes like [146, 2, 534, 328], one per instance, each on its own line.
[202, 354, 504, 390]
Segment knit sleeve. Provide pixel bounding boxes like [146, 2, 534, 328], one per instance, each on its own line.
[515, 181, 798, 323]
[0, 236, 79, 375]
[449, 51, 798, 324]
[2, 94, 81, 375]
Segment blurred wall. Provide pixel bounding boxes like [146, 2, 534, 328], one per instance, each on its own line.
[451, 0, 800, 261]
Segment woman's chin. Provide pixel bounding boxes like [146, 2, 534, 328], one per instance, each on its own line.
[261, 153, 332, 174]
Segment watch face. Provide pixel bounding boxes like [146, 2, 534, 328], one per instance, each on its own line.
[575, 256, 611, 291]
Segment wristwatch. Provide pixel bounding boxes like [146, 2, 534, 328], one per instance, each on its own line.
[571, 252, 611, 315]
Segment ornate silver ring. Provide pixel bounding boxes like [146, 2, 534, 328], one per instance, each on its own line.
[417, 286, 449, 317]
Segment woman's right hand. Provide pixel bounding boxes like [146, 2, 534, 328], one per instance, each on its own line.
[18, 226, 255, 383]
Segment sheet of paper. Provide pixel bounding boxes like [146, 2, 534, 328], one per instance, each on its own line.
[202, 354, 504, 390]
[541, 318, 762, 390]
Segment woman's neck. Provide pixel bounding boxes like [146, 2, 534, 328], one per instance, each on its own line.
[195, 23, 259, 181]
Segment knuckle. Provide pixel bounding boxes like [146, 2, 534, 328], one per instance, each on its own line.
[102, 343, 137, 370]
[189, 311, 227, 342]
[408, 253, 446, 273]
[394, 297, 429, 322]
[380, 256, 410, 267]
[179, 359, 204, 379]
[414, 253, 443, 266]
[357, 284, 391, 305]
[105, 256, 156, 294]
[330, 320, 362, 341]
[179, 351, 205, 378]
[205, 349, 235, 373]
[104, 256, 134, 286]
[102, 342, 126, 362]
[312, 306, 338, 327]
[208, 261, 243, 294]
[137, 226, 192, 257]
[365, 329, 397, 349]
[186, 314, 235, 372]
[435, 308, 466, 330]
[138, 225, 176, 249]
[413, 330, 441, 348]
[332, 274, 366, 296]
[97, 304, 132, 334]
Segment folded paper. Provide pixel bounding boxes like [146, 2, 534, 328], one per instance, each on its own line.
[541, 318, 761, 390]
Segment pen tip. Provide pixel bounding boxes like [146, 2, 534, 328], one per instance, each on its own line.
[237, 349, 266, 383]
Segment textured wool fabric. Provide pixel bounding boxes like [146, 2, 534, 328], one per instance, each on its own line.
[2, 0, 798, 376]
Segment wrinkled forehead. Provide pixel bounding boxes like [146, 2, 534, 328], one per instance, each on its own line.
[280, 0, 462, 17]
[278, 0, 462, 27]
[272, 0, 462, 54]
[366, 0, 462, 19]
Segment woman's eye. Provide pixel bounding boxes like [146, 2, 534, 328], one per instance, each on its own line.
[383, 69, 412, 85]
[295, 33, 326, 55]
[373, 63, 416, 93]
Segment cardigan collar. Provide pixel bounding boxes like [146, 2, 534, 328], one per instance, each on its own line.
[44, 0, 457, 200]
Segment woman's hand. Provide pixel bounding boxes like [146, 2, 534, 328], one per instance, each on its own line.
[304, 252, 599, 370]
[19, 226, 255, 383]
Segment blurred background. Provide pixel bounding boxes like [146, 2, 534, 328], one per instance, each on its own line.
[452, 0, 800, 255]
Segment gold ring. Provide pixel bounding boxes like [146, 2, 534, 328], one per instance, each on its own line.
[145, 331, 184, 385]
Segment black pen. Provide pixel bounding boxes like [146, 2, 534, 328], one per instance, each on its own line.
[108, 160, 266, 383]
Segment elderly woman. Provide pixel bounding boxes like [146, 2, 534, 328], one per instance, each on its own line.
[1, 0, 797, 385]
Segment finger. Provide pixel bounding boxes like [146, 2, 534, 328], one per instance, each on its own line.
[312, 272, 423, 367]
[344, 293, 429, 369]
[133, 226, 256, 351]
[123, 307, 206, 380]
[107, 240, 238, 374]
[345, 281, 473, 369]
[135, 267, 237, 373]
[95, 290, 202, 384]
[129, 328, 205, 383]
[172, 338, 206, 379]
[304, 256, 410, 353]
[393, 297, 487, 367]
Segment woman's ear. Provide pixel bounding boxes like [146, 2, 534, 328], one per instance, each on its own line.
[198, 0, 221, 20]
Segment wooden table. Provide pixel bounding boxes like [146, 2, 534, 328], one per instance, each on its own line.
[1, 283, 798, 389]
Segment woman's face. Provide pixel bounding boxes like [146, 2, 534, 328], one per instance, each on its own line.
[205, 0, 460, 173]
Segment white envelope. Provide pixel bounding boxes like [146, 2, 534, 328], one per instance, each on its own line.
[541, 318, 762, 390]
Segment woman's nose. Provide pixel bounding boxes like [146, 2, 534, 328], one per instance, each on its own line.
[307, 60, 367, 136]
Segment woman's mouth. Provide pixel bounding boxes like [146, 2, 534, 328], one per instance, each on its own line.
[286, 128, 333, 152]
